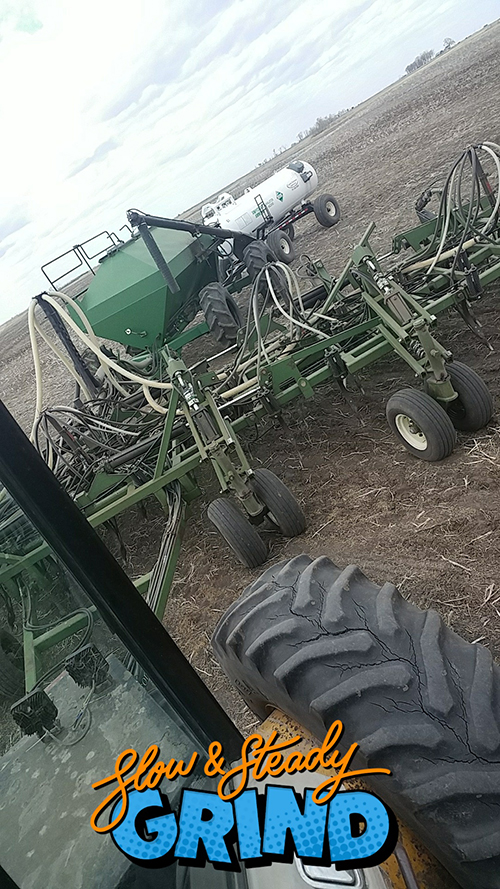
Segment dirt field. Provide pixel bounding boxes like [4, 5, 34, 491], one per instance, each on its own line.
[1, 21, 500, 731]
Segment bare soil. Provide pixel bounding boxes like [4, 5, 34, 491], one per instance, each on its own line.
[1, 21, 500, 732]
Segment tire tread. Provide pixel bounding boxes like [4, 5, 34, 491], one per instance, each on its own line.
[213, 554, 500, 887]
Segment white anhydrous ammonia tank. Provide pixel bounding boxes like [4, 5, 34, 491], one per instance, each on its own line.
[201, 161, 319, 235]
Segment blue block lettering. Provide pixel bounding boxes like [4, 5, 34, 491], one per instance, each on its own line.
[111, 788, 178, 861]
[234, 789, 262, 859]
[175, 789, 235, 863]
[328, 791, 390, 864]
[262, 786, 327, 858]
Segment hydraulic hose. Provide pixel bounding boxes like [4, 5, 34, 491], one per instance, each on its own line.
[403, 236, 478, 271]
[28, 300, 45, 441]
[39, 294, 173, 391]
[43, 289, 129, 396]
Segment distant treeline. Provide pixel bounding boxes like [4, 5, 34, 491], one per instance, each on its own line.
[296, 109, 351, 141]
[257, 109, 352, 165]
[258, 38, 456, 165]
[406, 38, 455, 75]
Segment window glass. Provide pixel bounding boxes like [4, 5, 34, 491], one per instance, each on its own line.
[0, 485, 243, 889]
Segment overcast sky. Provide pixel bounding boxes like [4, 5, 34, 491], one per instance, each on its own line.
[0, 0, 498, 324]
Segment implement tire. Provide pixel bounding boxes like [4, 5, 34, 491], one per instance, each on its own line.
[242, 241, 289, 305]
[207, 498, 268, 568]
[386, 388, 456, 460]
[251, 469, 306, 537]
[243, 241, 277, 282]
[212, 554, 500, 889]
[445, 361, 494, 432]
[0, 628, 24, 700]
[199, 283, 243, 348]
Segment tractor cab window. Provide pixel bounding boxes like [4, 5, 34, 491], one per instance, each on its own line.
[0, 474, 244, 889]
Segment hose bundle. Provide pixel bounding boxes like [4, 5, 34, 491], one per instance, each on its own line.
[400, 141, 500, 276]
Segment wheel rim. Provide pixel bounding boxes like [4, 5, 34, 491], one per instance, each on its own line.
[325, 200, 337, 217]
[395, 413, 428, 450]
[279, 237, 290, 255]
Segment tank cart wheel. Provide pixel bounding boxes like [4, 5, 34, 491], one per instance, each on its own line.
[445, 361, 493, 431]
[266, 230, 296, 264]
[251, 468, 306, 537]
[199, 282, 243, 348]
[0, 628, 24, 700]
[207, 498, 268, 568]
[386, 388, 456, 461]
[212, 553, 500, 888]
[313, 193, 341, 227]
[284, 223, 295, 241]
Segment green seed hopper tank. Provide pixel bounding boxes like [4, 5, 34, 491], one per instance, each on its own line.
[77, 226, 219, 351]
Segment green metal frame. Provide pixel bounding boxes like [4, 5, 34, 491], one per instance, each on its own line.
[3, 207, 500, 692]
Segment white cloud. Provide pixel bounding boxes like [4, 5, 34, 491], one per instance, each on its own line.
[0, 0, 498, 322]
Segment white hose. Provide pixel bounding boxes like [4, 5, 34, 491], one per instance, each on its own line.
[44, 290, 129, 396]
[44, 289, 102, 346]
[221, 377, 258, 399]
[403, 236, 479, 272]
[40, 294, 173, 391]
[265, 268, 330, 339]
[477, 144, 500, 232]
[33, 314, 93, 403]
[28, 301, 45, 441]
[142, 384, 168, 414]
[427, 163, 458, 274]
[409, 144, 500, 274]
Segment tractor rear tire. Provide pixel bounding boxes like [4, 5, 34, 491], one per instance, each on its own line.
[0, 628, 24, 700]
[313, 193, 341, 227]
[212, 554, 500, 889]
[445, 361, 493, 432]
[386, 388, 456, 460]
[266, 230, 296, 264]
[199, 283, 243, 348]
[251, 469, 306, 537]
[207, 498, 268, 568]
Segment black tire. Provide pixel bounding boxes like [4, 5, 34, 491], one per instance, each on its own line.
[207, 498, 268, 568]
[242, 241, 289, 304]
[266, 230, 296, 264]
[251, 468, 306, 537]
[199, 283, 243, 348]
[0, 628, 24, 700]
[284, 223, 295, 241]
[445, 361, 493, 431]
[243, 241, 277, 282]
[212, 554, 500, 888]
[386, 388, 456, 460]
[313, 193, 341, 227]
